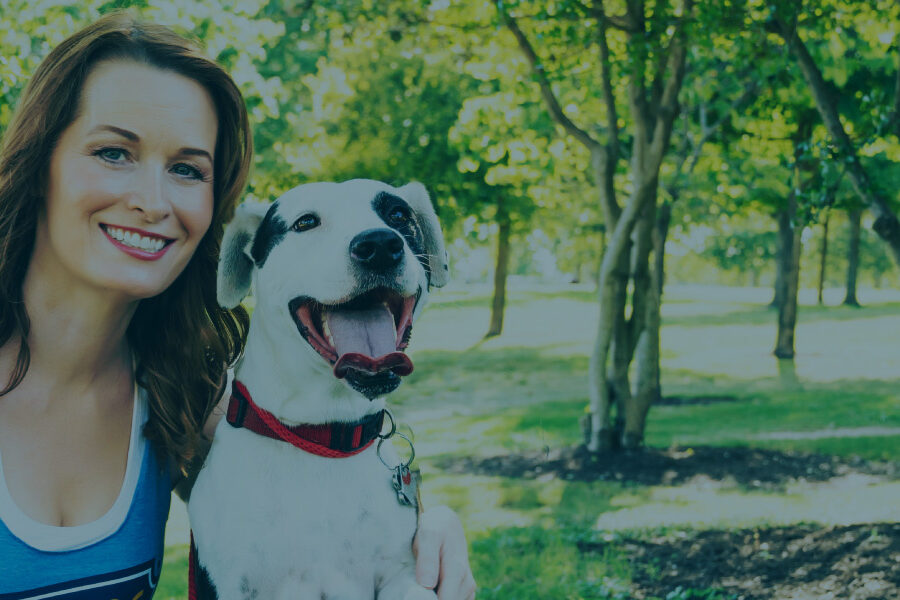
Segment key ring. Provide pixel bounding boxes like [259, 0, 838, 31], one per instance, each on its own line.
[377, 408, 396, 440]
[377, 432, 415, 470]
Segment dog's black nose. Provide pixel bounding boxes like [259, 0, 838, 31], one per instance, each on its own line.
[350, 228, 405, 272]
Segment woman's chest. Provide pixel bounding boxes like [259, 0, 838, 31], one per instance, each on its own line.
[0, 393, 133, 528]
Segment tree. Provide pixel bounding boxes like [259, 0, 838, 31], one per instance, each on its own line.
[486, 0, 700, 450]
[766, 0, 900, 268]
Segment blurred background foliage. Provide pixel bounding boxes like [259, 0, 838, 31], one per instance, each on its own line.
[2, 1, 899, 597]
[0, 0, 895, 289]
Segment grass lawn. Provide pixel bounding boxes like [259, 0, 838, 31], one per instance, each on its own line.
[157, 282, 900, 599]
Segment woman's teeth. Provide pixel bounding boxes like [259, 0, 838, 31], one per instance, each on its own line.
[105, 226, 167, 252]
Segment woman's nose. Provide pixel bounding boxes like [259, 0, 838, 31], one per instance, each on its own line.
[126, 165, 170, 223]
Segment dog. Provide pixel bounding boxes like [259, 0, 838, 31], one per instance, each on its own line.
[188, 179, 449, 600]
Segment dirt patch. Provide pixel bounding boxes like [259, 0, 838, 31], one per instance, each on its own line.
[581, 523, 900, 599]
[437, 445, 899, 490]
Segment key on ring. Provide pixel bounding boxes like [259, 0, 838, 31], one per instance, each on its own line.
[392, 465, 420, 509]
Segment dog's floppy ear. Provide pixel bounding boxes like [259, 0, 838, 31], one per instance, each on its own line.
[398, 182, 449, 288]
[217, 201, 270, 308]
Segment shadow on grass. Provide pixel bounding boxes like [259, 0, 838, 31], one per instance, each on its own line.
[437, 445, 900, 492]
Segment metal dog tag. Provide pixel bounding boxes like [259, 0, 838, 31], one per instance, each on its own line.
[392, 465, 420, 510]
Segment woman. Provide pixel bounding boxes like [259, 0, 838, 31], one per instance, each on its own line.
[0, 13, 474, 599]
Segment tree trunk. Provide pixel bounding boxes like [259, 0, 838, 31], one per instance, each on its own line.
[772, 209, 790, 309]
[629, 203, 655, 358]
[627, 199, 662, 449]
[774, 194, 802, 359]
[843, 208, 862, 307]
[571, 260, 581, 284]
[776, 20, 900, 267]
[589, 259, 626, 451]
[602, 243, 632, 449]
[655, 200, 672, 297]
[485, 198, 511, 338]
[589, 180, 659, 452]
[607, 203, 657, 447]
[817, 211, 829, 305]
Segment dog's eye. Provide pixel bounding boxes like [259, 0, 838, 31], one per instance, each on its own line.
[291, 213, 320, 232]
[387, 204, 411, 225]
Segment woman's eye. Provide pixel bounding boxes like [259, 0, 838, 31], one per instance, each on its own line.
[292, 213, 320, 232]
[171, 163, 204, 180]
[96, 147, 128, 163]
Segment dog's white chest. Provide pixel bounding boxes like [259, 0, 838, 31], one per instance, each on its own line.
[189, 423, 420, 599]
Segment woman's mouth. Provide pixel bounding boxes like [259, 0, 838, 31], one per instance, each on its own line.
[100, 224, 175, 260]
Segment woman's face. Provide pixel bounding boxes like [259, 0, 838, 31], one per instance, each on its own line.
[34, 59, 218, 301]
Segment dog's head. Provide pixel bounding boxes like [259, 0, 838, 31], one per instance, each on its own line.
[218, 179, 448, 400]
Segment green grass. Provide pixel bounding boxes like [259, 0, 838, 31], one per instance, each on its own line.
[468, 526, 633, 600]
[156, 545, 189, 599]
[159, 283, 900, 597]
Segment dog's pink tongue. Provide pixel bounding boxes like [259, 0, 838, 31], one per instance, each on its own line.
[325, 306, 413, 378]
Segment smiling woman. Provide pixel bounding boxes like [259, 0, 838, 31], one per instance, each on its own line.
[0, 13, 250, 598]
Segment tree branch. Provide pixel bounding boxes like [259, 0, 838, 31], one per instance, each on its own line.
[498, 6, 601, 152]
[648, 2, 691, 170]
[595, 3, 620, 163]
[664, 77, 758, 201]
[594, 0, 639, 31]
[687, 79, 758, 172]
[624, 1, 652, 162]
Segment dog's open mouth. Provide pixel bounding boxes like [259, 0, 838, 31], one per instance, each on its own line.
[290, 288, 417, 385]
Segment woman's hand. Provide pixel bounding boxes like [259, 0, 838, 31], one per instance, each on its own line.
[413, 505, 476, 599]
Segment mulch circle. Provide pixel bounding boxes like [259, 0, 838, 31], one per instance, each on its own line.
[584, 523, 900, 600]
[436, 444, 899, 490]
[439, 445, 900, 598]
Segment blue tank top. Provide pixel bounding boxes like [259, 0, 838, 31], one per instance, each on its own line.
[0, 387, 172, 599]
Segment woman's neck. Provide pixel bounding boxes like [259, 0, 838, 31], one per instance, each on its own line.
[17, 263, 137, 391]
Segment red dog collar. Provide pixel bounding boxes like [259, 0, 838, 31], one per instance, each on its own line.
[226, 379, 384, 458]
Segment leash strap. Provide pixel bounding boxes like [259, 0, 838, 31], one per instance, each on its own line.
[226, 379, 384, 458]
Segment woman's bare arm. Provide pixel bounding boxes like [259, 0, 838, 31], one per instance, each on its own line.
[172, 368, 233, 500]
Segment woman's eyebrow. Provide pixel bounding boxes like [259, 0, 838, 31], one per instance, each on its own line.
[180, 147, 213, 163]
[88, 124, 139, 141]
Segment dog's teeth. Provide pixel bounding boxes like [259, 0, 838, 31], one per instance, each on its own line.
[322, 317, 334, 346]
[383, 301, 397, 328]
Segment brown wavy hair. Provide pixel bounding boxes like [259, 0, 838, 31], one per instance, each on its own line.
[0, 12, 251, 473]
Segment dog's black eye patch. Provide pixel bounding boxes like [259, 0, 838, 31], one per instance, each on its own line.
[251, 200, 288, 267]
[372, 191, 427, 274]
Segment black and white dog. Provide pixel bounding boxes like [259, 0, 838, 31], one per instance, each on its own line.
[188, 179, 448, 599]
